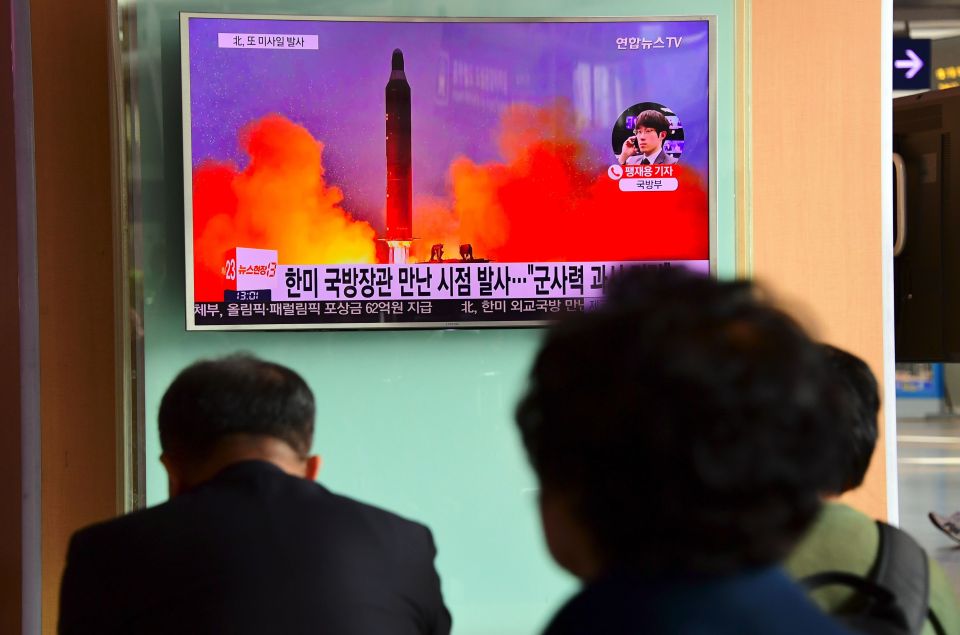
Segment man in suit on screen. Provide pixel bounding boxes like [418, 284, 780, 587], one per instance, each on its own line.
[59, 354, 451, 635]
[617, 109, 679, 166]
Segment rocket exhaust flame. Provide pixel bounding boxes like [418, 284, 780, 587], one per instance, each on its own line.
[192, 114, 376, 302]
[192, 102, 706, 302]
[414, 100, 708, 263]
[386, 240, 413, 265]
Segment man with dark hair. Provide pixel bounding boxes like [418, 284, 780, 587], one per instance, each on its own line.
[617, 109, 678, 166]
[785, 345, 960, 635]
[516, 267, 852, 634]
[59, 354, 451, 635]
[816, 345, 881, 495]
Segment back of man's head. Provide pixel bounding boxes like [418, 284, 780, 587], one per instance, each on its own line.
[159, 354, 315, 471]
[819, 344, 880, 495]
[516, 267, 843, 576]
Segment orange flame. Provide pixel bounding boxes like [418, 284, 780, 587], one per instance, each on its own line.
[193, 114, 376, 301]
[416, 99, 709, 263]
[193, 105, 709, 301]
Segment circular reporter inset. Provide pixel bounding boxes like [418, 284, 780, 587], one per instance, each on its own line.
[611, 102, 684, 166]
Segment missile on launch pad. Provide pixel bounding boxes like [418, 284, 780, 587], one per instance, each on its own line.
[385, 48, 412, 264]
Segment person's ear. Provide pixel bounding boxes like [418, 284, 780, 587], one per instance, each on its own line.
[539, 487, 601, 582]
[305, 455, 322, 481]
[160, 453, 183, 498]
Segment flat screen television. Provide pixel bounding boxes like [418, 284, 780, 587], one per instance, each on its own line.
[181, 14, 715, 330]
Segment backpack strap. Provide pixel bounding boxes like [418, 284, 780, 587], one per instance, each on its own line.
[799, 522, 932, 635]
[870, 521, 930, 635]
[928, 608, 947, 635]
[802, 571, 911, 634]
[803, 571, 896, 603]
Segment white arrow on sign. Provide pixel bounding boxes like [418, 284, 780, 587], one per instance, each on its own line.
[895, 48, 925, 79]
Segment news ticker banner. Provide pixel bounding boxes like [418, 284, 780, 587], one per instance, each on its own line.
[194, 250, 709, 327]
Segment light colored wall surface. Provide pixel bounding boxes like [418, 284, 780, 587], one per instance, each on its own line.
[750, 1, 888, 518]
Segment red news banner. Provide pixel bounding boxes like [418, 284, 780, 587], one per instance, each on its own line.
[607, 163, 679, 192]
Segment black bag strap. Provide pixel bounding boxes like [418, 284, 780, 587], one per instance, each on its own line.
[803, 571, 897, 603]
[871, 521, 930, 635]
[802, 571, 910, 634]
[928, 607, 948, 635]
[800, 521, 932, 635]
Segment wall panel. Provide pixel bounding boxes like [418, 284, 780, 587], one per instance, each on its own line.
[29, 1, 120, 632]
[751, 1, 887, 517]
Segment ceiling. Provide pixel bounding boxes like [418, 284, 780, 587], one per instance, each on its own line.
[895, 0, 960, 39]
[897, 0, 960, 21]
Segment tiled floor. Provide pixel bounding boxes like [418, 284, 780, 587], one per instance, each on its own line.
[897, 417, 960, 592]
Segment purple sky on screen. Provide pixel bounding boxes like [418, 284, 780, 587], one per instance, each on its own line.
[187, 18, 709, 225]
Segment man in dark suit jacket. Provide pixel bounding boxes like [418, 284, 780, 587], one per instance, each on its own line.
[59, 355, 451, 635]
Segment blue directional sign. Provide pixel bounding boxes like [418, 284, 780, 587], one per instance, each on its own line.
[894, 38, 931, 90]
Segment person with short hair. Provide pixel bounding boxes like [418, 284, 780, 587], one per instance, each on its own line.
[516, 267, 852, 634]
[59, 354, 451, 635]
[785, 345, 960, 635]
[617, 109, 678, 166]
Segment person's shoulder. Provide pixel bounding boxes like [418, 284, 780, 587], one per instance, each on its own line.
[928, 555, 960, 634]
[670, 568, 852, 635]
[722, 568, 850, 624]
[72, 495, 185, 549]
[60, 505, 184, 632]
[823, 500, 873, 522]
[541, 569, 852, 635]
[804, 501, 878, 539]
[221, 463, 433, 540]
[323, 488, 435, 545]
[64, 498, 186, 583]
[540, 575, 648, 634]
[784, 501, 879, 580]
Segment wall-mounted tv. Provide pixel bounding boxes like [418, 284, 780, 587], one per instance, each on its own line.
[181, 14, 714, 330]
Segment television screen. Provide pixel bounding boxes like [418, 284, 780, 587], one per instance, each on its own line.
[181, 15, 713, 330]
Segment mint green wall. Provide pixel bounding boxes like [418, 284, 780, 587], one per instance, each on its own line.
[135, 1, 737, 632]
